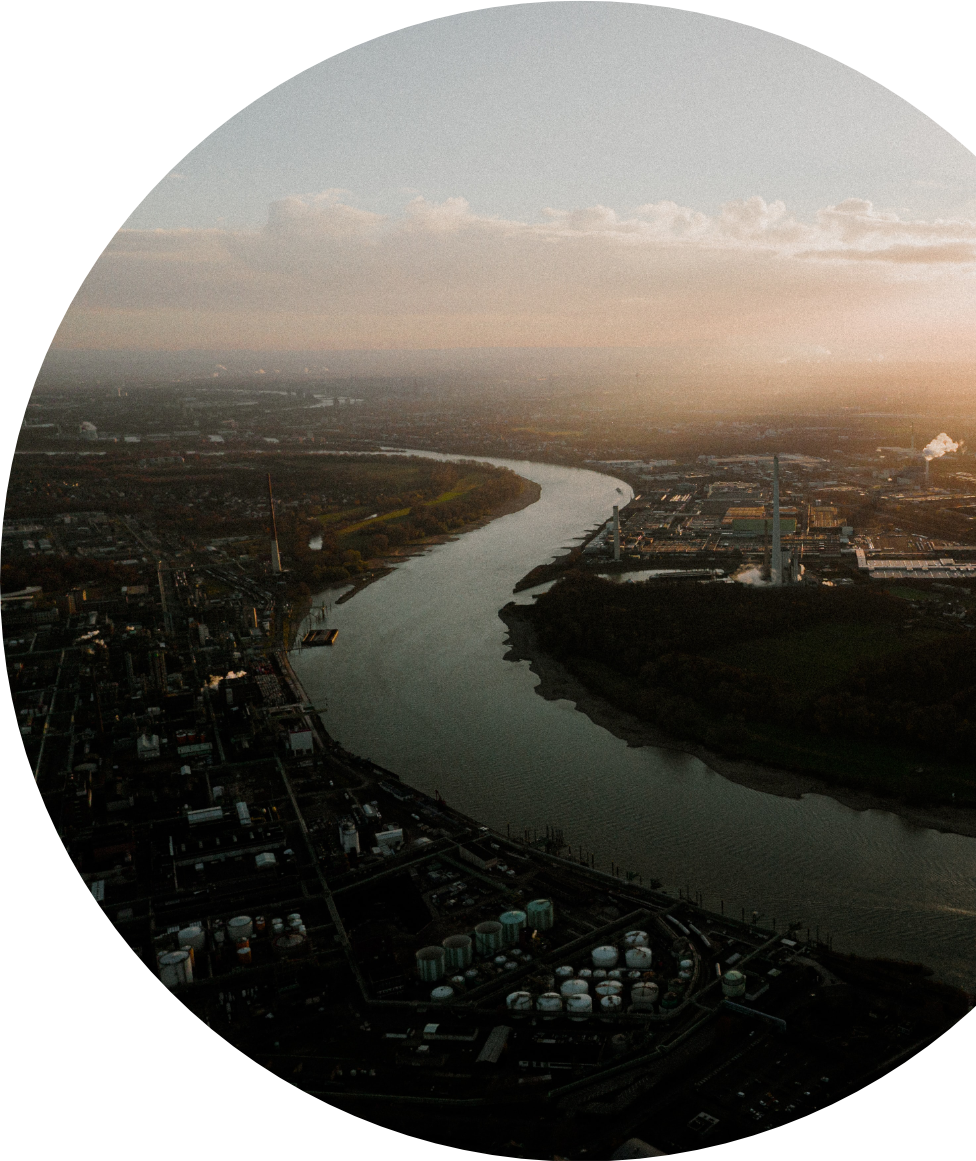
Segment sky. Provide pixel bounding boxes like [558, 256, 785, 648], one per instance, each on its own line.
[54, 2, 976, 367]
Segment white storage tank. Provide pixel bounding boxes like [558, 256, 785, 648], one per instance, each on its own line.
[554, 965, 574, 980]
[430, 985, 455, 1002]
[499, 909, 527, 945]
[560, 978, 589, 997]
[591, 945, 619, 969]
[442, 934, 473, 971]
[625, 946, 654, 971]
[177, 925, 206, 952]
[474, 921, 504, 956]
[273, 932, 308, 958]
[595, 979, 624, 997]
[226, 916, 253, 943]
[722, 970, 747, 998]
[600, 994, 624, 1015]
[506, 991, 533, 1012]
[526, 897, 555, 931]
[630, 982, 659, 1010]
[449, 975, 467, 990]
[679, 958, 694, 972]
[416, 946, 447, 982]
[536, 992, 563, 1018]
[566, 993, 593, 1021]
[158, 950, 193, 988]
[623, 930, 649, 948]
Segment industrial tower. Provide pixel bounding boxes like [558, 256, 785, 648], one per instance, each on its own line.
[268, 474, 282, 574]
[770, 454, 782, 586]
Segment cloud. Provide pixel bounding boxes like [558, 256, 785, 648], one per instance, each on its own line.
[57, 193, 976, 355]
[800, 242, 976, 263]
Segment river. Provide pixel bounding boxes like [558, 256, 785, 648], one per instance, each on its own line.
[291, 453, 976, 989]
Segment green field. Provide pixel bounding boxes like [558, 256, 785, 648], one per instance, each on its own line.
[707, 620, 945, 696]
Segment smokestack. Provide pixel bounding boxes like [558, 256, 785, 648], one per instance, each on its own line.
[770, 455, 782, 586]
[157, 560, 173, 633]
[268, 473, 282, 574]
[612, 505, 620, 562]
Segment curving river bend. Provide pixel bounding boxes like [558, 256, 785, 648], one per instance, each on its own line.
[291, 454, 976, 990]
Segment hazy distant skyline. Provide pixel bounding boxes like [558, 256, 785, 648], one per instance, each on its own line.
[54, 3, 976, 366]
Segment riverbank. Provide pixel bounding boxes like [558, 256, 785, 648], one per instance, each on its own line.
[299, 474, 543, 613]
[499, 602, 976, 840]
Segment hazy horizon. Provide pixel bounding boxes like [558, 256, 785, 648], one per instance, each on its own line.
[48, 4, 976, 389]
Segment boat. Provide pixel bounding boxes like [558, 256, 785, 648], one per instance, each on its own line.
[301, 628, 338, 647]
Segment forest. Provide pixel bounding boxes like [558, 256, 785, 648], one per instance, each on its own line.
[524, 574, 976, 802]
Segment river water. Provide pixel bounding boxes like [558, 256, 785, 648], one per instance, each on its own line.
[291, 454, 976, 989]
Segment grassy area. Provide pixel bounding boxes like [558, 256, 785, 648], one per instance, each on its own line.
[319, 507, 369, 525]
[707, 620, 945, 696]
[427, 473, 486, 505]
[885, 585, 941, 602]
[339, 508, 412, 536]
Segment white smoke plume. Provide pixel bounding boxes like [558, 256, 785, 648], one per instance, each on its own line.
[922, 432, 960, 460]
[735, 567, 769, 586]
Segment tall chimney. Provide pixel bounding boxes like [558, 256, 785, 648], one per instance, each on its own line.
[268, 474, 282, 574]
[612, 505, 620, 562]
[770, 455, 782, 586]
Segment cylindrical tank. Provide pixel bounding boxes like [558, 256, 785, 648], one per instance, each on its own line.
[442, 934, 473, 970]
[503, 960, 518, 971]
[554, 965, 574, 980]
[464, 968, 479, 982]
[722, 970, 747, 998]
[449, 974, 467, 990]
[679, 970, 693, 983]
[566, 993, 593, 1021]
[536, 992, 563, 1018]
[578, 968, 593, 979]
[236, 945, 252, 966]
[592, 969, 607, 981]
[679, 958, 694, 972]
[630, 982, 660, 1010]
[627, 970, 642, 981]
[430, 985, 455, 1002]
[608, 969, 623, 980]
[158, 950, 193, 988]
[255, 916, 266, 934]
[595, 980, 623, 997]
[226, 916, 253, 943]
[506, 991, 533, 1012]
[660, 990, 681, 1010]
[493, 955, 508, 967]
[592, 945, 619, 969]
[273, 932, 308, 958]
[474, 921, 504, 956]
[623, 931, 649, 948]
[625, 946, 654, 971]
[178, 925, 206, 952]
[560, 978, 589, 997]
[600, 994, 624, 1015]
[499, 909, 527, 945]
[526, 897, 555, 931]
[416, 946, 447, 982]
[286, 913, 301, 926]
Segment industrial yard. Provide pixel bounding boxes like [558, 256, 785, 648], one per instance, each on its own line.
[6, 528, 969, 1157]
